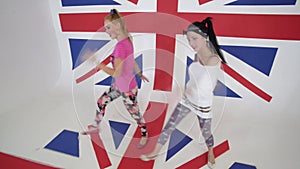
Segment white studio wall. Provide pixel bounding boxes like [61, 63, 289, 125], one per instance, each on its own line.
[0, 0, 62, 114]
[1, 0, 300, 169]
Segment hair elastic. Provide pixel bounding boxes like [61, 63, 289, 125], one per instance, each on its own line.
[183, 25, 208, 38]
[110, 9, 115, 15]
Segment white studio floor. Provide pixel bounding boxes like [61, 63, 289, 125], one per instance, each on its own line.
[1, 78, 300, 169]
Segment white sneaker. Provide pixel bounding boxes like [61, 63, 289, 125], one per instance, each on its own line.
[207, 162, 215, 169]
[140, 154, 157, 161]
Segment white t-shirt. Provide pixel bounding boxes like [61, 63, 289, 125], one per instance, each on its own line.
[184, 61, 221, 118]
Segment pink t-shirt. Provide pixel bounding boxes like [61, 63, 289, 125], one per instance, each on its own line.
[111, 38, 137, 92]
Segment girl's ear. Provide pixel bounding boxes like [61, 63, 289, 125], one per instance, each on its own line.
[114, 21, 122, 30]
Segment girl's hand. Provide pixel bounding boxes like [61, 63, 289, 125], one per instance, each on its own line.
[81, 48, 98, 65]
[138, 73, 149, 82]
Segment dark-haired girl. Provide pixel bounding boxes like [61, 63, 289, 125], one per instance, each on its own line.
[140, 17, 226, 168]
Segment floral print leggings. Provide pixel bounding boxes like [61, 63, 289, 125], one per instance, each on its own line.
[96, 85, 147, 136]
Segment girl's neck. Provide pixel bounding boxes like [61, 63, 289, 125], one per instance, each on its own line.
[197, 47, 212, 64]
[117, 32, 127, 41]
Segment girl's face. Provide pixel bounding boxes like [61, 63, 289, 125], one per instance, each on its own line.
[104, 20, 119, 39]
[186, 31, 206, 52]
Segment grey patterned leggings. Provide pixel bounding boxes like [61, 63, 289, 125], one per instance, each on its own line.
[157, 102, 214, 147]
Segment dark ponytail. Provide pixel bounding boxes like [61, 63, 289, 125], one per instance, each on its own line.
[200, 17, 226, 64]
[202, 17, 226, 64]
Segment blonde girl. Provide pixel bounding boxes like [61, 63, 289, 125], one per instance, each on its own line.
[83, 9, 149, 148]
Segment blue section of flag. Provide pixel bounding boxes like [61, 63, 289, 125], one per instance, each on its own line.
[214, 80, 241, 98]
[109, 121, 130, 149]
[134, 54, 143, 89]
[44, 130, 79, 157]
[229, 162, 257, 169]
[96, 76, 114, 86]
[226, 0, 296, 5]
[61, 0, 120, 6]
[69, 39, 109, 70]
[166, 129, 192, 161]
[221, 45, 277, 76]
[185, 56, 193, 85]
[95, 55, 143, 88]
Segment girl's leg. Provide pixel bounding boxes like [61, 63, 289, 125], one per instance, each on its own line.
[95, 86, 121, 126]
[82, 87, 120, 135]
[207, 146, 215, 167]
[141, 103, 191, 160]
[158, 103, 191, 145]
[121, 88, 148, 139]
[197, 116, 215, 165]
